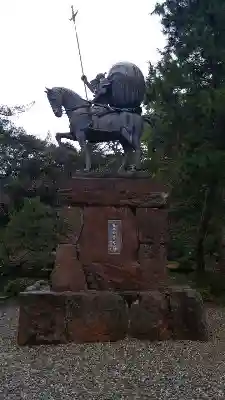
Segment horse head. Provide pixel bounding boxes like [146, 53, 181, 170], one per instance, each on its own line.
[45, 87, 63, 117]
[45, 86, 89, 118]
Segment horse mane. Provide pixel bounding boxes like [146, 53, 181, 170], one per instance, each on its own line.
[53, 86, 88, 106]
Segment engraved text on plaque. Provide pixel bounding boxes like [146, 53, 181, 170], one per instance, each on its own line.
[108, 220, 122, 254]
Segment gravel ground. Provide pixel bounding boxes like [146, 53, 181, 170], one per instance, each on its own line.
[1, 302, 225, 399]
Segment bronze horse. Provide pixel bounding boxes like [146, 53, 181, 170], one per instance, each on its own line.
[46, 86, 146, 171]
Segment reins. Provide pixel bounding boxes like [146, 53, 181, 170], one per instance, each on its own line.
[63, 103, 140, 115]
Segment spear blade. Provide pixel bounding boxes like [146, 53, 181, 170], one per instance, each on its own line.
[69, 5, 88, 100]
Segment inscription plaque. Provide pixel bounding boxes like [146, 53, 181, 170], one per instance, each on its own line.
[108, 220, 122, 254]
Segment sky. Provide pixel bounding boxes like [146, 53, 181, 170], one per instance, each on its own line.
[0, 0, 165, 141]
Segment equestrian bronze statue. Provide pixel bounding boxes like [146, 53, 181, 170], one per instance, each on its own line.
[45, 62, 148, 172]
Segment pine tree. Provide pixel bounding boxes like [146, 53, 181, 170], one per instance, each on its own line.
[145, 0, 225, 271]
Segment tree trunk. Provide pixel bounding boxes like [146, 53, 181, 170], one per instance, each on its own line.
[195, 181, 218, 273]
[217, 226, 225, 273]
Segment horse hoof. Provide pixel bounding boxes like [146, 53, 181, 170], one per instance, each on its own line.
[130, 165, 141, 172]
[118, 164, 126, 172]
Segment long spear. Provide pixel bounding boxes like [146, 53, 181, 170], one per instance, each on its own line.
[69, 5, 88, 100]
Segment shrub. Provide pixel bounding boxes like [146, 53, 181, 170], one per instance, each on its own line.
[3, 278, 37, 297]
[2, 197, 64, 275]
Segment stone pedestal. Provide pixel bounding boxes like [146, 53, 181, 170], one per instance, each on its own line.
[17, 291, 128, 345]
[51, 244, 87, 292]
[17, 287, 208, 345]
[57, 173, 169, 291]
[17, 172, 208, 344]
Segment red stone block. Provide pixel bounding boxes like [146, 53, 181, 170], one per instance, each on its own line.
[128, 291, 171, 340]
[140, 260, 168, 290]
[84, 259, 168, 291]
[83, 262, 156, 291]
[138, 243, 168, 289]
[58, 206, 83, 244]
[67, 291, 128, 342]
[58, 175, 169, 207]
[79, 206, 138, 265]
[168, 287, 208, 341]
[51, 244, 87, 292]
[136, 208, 168, 244]
[17, 292, 67, 345]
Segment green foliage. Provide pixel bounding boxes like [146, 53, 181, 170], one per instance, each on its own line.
[1, 197, 63, 275]
[3, 278, 37, 297]
[0, 106, 123, 282]
[144, 0, 225, 271]
[169, 270, 225, 303]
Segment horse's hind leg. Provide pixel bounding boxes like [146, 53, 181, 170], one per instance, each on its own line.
[118, 142, 132, 172]
[132, 124, 142, 171]
[133, 145, 141, 170]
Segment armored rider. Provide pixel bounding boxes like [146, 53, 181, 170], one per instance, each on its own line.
[81, 73, 111, 105]
[81, 72, 142, 115]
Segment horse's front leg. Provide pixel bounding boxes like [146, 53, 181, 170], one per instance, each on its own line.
[78, 134, 91, 172]
[84, 141, 91, 172]
[118, 126, 133, 172]
[55, 132, 74, 145]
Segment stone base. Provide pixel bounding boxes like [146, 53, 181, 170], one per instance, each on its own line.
[17, 291, 128, 345]
[56, 175, 169, 292]
[17, 287, 208, 346]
